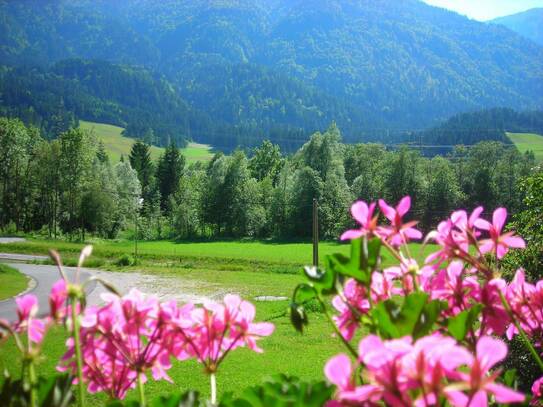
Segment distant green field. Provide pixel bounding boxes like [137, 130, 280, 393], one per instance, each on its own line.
[508, 132, 543, 162]
[79, 120, 214, 163]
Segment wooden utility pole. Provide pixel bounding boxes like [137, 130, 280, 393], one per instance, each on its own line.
[312, 198, 319, 266]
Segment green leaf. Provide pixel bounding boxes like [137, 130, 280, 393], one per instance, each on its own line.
[447, 305, 483, 341]
[303, 266, 335, 295]
[289, 303, 309, 333]
[371, 292, 442, 339]
[503, 369, 517, 388]
[293, 284, 317, 304]
[325, 238, 381, 285]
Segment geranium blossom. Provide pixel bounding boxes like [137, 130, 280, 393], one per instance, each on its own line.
[377, 196, 422, 247]
[14, 294, 46, 344]
[341, 201, 378, 241]
[474, 207, 525, 259]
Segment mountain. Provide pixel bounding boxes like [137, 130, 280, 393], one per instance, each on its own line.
[0, 0, 542, 148]
[491, 8, 543, 46]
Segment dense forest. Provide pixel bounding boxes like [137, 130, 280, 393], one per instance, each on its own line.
[491, 8, 543, 46]
[0, 0, 542, 149]
[1, 117, 538, 241]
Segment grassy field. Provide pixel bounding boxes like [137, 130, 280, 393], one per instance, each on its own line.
[0, 264, 28, 300]
[0, 237, 436, 403]
[0, 238, 436, 273]
[508, 132, 543, 162]
[79, 120, 214, 163]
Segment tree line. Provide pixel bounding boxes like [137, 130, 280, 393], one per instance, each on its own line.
[0, 118, 537, 241]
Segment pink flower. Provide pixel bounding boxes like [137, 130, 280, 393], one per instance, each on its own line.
[445, 336, 524, 406]
[430, 261, 480, 316]
[49, 279, 68, 321]
[341, 201, 378, 240]
[377, 196, 422, 247]
[332, 279, 370, 340]
[324, 354, 381, 404]
[532, 376, 543, 405]
[14, 294, 46, 344]
[475, 207, 525, 259]
[478, 279, 511, 336]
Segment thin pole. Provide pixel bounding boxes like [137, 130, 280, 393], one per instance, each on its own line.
[312, 198, 319, 266]
[134, 212, 138, 261]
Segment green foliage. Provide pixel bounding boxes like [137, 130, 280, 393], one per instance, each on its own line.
[221, 375, 333, 407]
[116, 254, 135, 267]
[447, 305, 483, 341]
[0, 373, 74, 407]
[371, 293, 446, 340]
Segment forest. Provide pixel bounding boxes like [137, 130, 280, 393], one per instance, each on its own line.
[0, 0, 542, 150]
[0, 117, 537, 241]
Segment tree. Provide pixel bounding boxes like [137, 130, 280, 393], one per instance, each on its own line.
[248, 140, 283, 185]
[424, 157, 464, 228]
[57, 127, 95, 239]
[156, 141, 185, 212]
[129, 140, 155, 203]
[289, 166, 323, 237]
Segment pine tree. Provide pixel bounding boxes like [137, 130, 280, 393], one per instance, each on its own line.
[156, 141, 185, 212]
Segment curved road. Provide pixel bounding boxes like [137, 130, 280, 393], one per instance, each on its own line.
[0, 260, 96, 322]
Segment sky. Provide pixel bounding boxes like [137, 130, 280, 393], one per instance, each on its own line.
[422, 0, 543, 20]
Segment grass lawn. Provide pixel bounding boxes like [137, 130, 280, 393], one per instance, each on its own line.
[0, 264, 28, 300]
[508, 132, 543, 162]
[1, 239, 437, 272]
[79, 120, 214, 163]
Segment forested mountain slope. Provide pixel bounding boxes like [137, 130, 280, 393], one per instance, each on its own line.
[0, 0, 542, 147]
[491, 8, 543, 46]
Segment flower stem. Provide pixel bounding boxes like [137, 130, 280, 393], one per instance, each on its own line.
[28, 361, 38, 407]
[210, 373, 217, 405]
[498, 291, 543, 371]
[71, 298, 86, 407]
[137, 373, 146, 407]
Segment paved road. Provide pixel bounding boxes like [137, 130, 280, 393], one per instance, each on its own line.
[0, 262, 96, 322]
[0, 237, 26, 244]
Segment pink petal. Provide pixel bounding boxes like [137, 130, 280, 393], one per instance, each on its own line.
[396, 196, 411, 217]
[351, 201, 369, 225]
[378, 199, 396, 221]
[501, 236, 525, 249]
[496, 243, 508, 259]
[16, 295, 38, 321]
[469, 390, 488, 407]
[474, 218, 492, 231]
[340, 229, 364, 241]
[249, 322, 275, 336]
[469, 206, 484, 227]
[324, 354, 352, 390]
[478, 240, 494, 255]
[492, 208, 507, 233]
[342, 384, 382, 402]
[486, 383, 525, 403]
[476, 336, 507, 372]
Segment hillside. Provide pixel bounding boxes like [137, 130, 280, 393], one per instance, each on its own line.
[0, 0, 542, 147]
[79, 120, 213, 163]
[491, 8, 543, 46]
[508, 132, 543, 162]
[418, 108, 543, 146]
[0, 60, 193, 146]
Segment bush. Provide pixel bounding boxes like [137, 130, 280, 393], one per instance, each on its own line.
[116, 254, 134, 267]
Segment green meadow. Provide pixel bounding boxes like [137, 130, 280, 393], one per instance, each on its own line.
[508, 132, 543, 162]
[79, 120, 214, 163]
[0, 264, 28, 300]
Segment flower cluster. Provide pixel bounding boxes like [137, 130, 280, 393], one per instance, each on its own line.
[325, 197, 543, 405]
[57, 289, 274, 399]
[326, 334, 524, 406]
